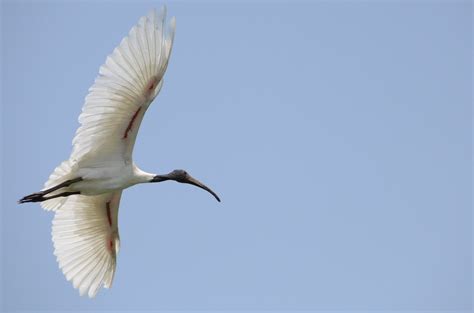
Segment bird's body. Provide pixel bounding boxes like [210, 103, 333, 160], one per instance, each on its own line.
[65, 163, 149, 195]
[19, 7, 219, 298]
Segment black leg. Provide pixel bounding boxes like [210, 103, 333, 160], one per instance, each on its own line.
[40, 177, 83, 195]
[19, 191, 80, 204]
[18, 177, 82, 204]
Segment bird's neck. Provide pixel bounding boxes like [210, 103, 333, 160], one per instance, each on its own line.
[132, 165, 156, 184]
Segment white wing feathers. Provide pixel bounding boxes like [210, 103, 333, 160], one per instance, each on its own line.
[71, 7, 175, 165]
[42, 7, 175, 204]
[52, 191, 122, 297]
[40, 8, 175, 297]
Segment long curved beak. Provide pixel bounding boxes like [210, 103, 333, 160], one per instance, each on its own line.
[185, 176, 221, 202]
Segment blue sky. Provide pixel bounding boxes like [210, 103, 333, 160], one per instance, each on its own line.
[1, 1, 472, 312]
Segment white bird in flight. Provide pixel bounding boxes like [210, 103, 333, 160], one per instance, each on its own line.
[19, 7, 220, 298]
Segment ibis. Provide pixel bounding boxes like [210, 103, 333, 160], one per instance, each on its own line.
[19, 7, 220, 298]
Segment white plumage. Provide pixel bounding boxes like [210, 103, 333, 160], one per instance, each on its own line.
[42, 7, 175, 211]
[36, 7, 174, 297]
[52, 191, 122, 297]
[20, 6, 220, 298]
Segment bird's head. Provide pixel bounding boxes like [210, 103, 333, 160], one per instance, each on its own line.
[167, 169, 190, 182]
[151, 169, 220, 202]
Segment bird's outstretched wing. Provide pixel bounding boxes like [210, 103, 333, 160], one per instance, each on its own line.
[71, 7, 175, 167]
[52, 191, 122, 297]
[40, 8, 174, 211]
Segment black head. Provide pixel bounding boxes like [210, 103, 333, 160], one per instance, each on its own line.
[151, 169, 220, 202]
[167, 169, 190, 182]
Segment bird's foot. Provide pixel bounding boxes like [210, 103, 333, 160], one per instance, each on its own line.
[18, 192, 45, 204]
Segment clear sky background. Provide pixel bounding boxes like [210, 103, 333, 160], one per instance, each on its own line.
[1, 1, 472, 312]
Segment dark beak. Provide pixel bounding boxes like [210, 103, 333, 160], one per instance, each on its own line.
[185, 176, 221, 202]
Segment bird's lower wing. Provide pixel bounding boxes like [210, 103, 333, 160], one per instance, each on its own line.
[71, 7, 175, 167]
[52, 191, 122, 297]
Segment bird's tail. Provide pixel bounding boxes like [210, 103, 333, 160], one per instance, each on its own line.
[41, 160, 76, 211]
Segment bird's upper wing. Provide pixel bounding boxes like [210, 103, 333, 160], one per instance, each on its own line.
[52, 191, 122, 297]
[70, 8, 175, 167]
